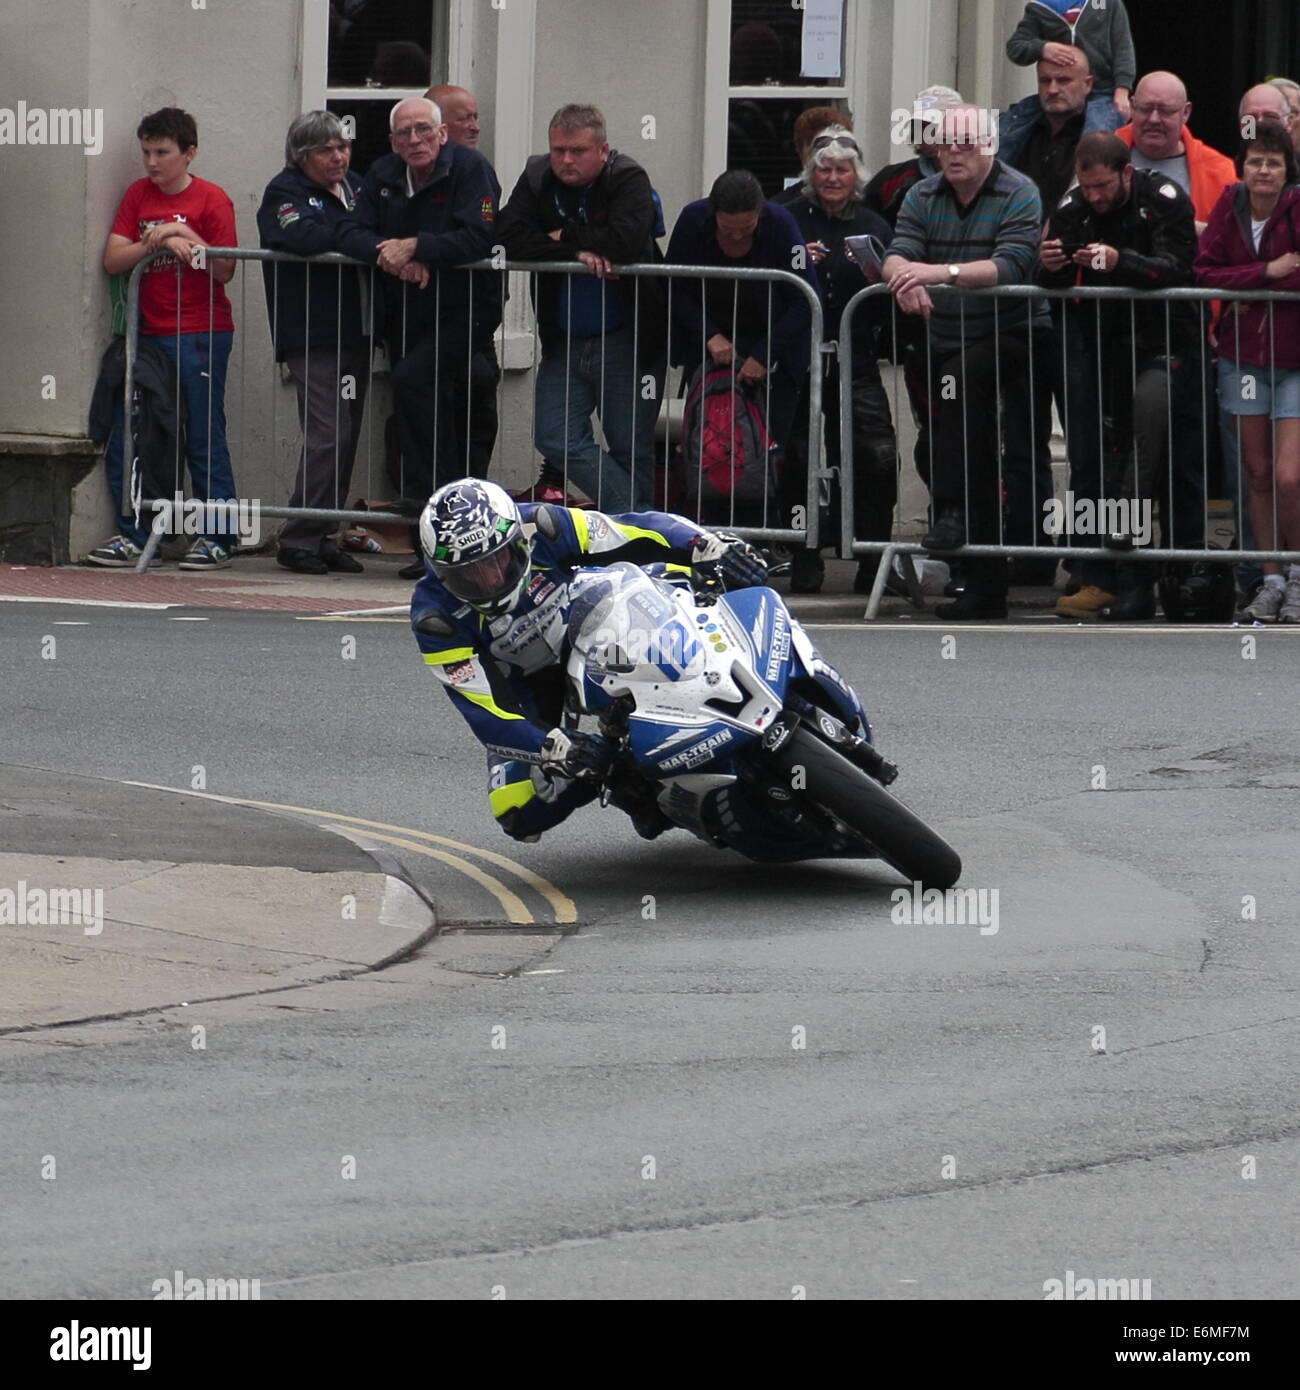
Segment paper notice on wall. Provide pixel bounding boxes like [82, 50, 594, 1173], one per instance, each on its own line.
[800, 0, 844, 80]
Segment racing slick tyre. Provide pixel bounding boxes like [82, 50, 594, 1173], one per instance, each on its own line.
[769, 728, 962, 889]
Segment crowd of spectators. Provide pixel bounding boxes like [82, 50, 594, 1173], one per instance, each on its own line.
[85, 13, 1300, 623]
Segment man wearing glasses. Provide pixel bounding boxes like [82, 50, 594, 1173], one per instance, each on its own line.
[883, 106, 1050, 620]
[339, 96, 502, 535]
[1115, 72, 1235, 233]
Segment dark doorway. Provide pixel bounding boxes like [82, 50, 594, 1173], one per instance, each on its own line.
[1126, 0, 1300, 154]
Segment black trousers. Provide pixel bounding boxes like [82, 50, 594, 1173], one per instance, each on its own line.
[1066, 339, 1206, 589]
[1019, 300, 1068, 547]
[930, 330, 1044, 597]
[280, 341, 370, 552]
[454, 342, 501, 479]
[790, 361, 899, 552]
[899, 324, 936, 498]
[386, 320, 473, 500]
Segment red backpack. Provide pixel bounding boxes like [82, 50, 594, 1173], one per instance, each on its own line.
[675, 363, 780, 522]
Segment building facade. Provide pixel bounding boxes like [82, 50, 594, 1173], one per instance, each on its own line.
[0, 0, 1288, 558]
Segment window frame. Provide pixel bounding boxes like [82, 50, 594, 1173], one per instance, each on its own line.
[300, 0, 453, 111]
[704, 0, 858, 192]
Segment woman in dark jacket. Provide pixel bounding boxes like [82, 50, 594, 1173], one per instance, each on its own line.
[257, 110, 369, 574]
[784, 129, 899, 592]
[1196, 123, 1300, 622]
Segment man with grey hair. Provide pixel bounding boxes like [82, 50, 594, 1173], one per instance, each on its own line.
[498, 104, 665, 511]
[862, 85, 964, 498]
[1240, 82, 1292, 137]
[338, 95, 501, 569]
[257, 110, 369, 573]
[883, 104, 1050, 619]
[425, 83, 481, 150]
[1268, 77, 1300, 153]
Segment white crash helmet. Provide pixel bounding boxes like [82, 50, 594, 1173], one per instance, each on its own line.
[418, 478, 532, 616]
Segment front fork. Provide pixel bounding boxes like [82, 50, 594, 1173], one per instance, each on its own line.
[777, 696, 899, 787]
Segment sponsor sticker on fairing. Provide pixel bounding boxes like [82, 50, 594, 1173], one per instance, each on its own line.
[660, 728, 735, 771]
[765, 609, 790, 683]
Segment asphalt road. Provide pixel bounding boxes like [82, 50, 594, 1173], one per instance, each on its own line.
[1, 603, 1297, 1301]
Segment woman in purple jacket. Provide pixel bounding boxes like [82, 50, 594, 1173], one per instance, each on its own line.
[1196, 124, 1300, 623]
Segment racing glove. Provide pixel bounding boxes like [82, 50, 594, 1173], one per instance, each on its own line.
[538, 727, 615, 783]
[691, 532, 768, 592]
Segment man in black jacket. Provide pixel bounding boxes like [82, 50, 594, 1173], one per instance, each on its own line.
[1041, 133, 1201, 619]
[1002, 49, 1094, 586]
[426, 82, 503, 481]
[257, 110, 369, 574]
[497, 104, 665, 512]
[338, 96, 502, 516]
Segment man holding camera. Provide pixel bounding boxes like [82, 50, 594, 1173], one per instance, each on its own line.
[1041, 132, 1200, 620]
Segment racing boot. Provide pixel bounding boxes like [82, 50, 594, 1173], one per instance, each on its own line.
[607, 776, 674, 840]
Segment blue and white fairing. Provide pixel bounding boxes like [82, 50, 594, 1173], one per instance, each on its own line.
[566, 563, 812, 779]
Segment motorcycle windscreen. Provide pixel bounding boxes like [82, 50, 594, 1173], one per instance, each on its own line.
[569, 563, 706, 683]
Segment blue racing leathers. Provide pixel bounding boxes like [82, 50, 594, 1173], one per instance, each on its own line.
[410, 504, 707, 840]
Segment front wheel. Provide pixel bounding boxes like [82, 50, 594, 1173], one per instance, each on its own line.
[767, 728, 962, 889]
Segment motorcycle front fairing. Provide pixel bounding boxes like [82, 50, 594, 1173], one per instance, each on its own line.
[566, 565, 790, 777]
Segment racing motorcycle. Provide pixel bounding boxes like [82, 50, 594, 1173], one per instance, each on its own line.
[562, 562, 961, 889]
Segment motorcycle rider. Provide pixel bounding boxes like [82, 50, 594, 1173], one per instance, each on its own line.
[411, 478, 775, 842]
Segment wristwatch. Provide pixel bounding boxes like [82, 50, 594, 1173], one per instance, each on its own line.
[947, 263, 961, 283]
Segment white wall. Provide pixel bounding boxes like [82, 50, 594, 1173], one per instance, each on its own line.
[0, 0, 328, 549]
[530, 0, 706, 228]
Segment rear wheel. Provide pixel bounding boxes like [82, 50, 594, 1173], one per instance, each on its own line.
[768, 728, 962, 889]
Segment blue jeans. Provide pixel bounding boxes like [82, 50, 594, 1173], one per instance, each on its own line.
[1219, 396, 1264, 591]
[104, 331, 236, 545]
[534, 327, 661, 512]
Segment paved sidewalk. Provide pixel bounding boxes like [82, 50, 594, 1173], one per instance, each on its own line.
[0, 552, 1029, 621]
[0, 554, 415, 613]
[0, 765, 435, 1031]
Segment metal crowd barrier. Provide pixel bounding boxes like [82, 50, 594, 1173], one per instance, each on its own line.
[837, 281, 1300, 618]
[120, 249, 824, 572]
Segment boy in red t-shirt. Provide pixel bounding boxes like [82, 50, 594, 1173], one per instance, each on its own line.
[87, 107, 240, 568]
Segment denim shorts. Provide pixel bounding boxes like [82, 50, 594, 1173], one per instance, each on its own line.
[1218, 356, 1300, 418]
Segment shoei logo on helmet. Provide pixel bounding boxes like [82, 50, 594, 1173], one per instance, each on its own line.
[449, 528, 489, 552]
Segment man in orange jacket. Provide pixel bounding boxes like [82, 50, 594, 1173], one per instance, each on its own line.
[1114, 71, 1235, 232]
[1116, 71, 1238, 599]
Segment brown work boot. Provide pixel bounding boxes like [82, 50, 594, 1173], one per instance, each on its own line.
[1055, 585, 1116, 619]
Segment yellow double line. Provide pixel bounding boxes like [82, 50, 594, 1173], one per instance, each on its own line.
[238, 799, 576, 927]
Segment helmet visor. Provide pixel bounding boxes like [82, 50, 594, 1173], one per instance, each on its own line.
[434, 539, 528, 607]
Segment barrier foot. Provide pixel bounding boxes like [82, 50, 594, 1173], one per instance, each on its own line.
[135, 527, 165, 574]
[863, 547, 928, 621]
[863, 545, 896, 621]
[899, 551, 926, 610]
